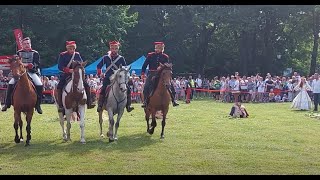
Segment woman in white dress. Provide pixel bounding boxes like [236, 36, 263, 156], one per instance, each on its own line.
[291, 77, 312, 110]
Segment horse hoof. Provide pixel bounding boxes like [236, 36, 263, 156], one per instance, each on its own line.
[160, 136, 165, 139]
[107, 132, 111, 137]
[15, 139, 20, 143]
[20, 138, 24, 142]
[114, 137, 118, 141]
[25, 143, 30, 147]
[109, 138, 114, 143]
[100, 134, 105, 138]
[80, 139, 86, 144]
[148, 129, 154, 135]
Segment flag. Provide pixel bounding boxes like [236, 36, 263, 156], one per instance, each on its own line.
[13, 29, 23, 50]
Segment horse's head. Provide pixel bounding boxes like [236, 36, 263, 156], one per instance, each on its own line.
[157, 63, 173, 88]
[110, 64, 130, 92]
[71, 60, 87, 93]
[8, 55, 27, 81]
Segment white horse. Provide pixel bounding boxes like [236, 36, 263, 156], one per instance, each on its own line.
[58, 61, 88, 144]
[99, 65, 130, 142]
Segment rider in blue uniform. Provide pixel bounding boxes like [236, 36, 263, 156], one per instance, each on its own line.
[56, 41, 95, 112]
[96, 41, 134, 113]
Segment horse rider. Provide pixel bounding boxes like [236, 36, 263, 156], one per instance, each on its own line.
[141, 41, 179, 108]
[96, 40, 134, 113]
[2, 37, 43, 114]
[56, 41, 95, 112]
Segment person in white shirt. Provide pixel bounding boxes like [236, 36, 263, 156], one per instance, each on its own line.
[312, 73, 320, 111]
[195, 74, 202, 99]
[48, 76, 58, 90]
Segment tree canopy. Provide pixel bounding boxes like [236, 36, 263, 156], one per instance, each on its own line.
[0, 5, 319, 77]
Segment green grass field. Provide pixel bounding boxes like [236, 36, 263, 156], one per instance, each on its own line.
[1, 100, 320, 175]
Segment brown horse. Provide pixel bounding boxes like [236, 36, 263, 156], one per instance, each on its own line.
[144, 63, 172, 139]
[8, 56, 37, 146]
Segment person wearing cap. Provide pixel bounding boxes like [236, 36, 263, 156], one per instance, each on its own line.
[2, 37, 43, 114]
[56, 41, 95, 112]
[96, 40, 134, 113]
[141, 41, 179, 108]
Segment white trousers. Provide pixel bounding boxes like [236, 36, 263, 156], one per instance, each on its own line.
[9, 72, 43, 86]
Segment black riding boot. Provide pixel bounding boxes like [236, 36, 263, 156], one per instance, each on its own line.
[1, 84, 14, 111]
[97, 86, 107, 112]
[35, 85, 43, 114]
[85, 86, 95, 109]
[57, 88, 64, 113]
[126, 88, 134, 112]
[167, 86, 179, 107]
[141, 90, 148, 108]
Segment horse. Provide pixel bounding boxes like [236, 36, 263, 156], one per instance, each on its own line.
[98, 65, 130, 142]
[8, 56, 37, 146]
[52, 87, 78, 122]
[144, 63, 173, 139]
[58, 60, 88, 143]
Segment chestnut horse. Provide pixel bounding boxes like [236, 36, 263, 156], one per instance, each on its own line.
[8, 56, 37, 146]
[144, 63, 172, 139]
[58, 61, 88, 143]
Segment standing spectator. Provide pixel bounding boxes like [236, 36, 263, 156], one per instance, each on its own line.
[195, 74, 202, 99]
[48, 76, 58, 90]
[312, 73, 320, 111]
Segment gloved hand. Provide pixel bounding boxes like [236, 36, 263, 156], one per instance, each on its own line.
[97, 68, 102, 76]
[26, 63, 33, 69]
[141, 72, 146, 79]
[63, 67, 73, 73]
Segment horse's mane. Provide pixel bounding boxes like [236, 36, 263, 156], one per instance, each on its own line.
[157, 63, 172, 74]
[8, 55, 21, 64]
[110, 67, 126, 83]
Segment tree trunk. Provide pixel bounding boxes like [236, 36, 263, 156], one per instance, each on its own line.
[310, 8, 319, 76]
[195, 23, 217, 77]
[262, 10, 275, 75]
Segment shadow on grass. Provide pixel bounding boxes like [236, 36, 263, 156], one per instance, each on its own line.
[0, 131, 158, 162]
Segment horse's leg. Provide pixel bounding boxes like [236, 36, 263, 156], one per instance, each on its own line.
[59, 112, 67, 141]
[98, 110, 104, 138]
[19, 117, 23, 142]
[160, 108, 169, 139]
[107, 109, 114, 142]
[79, 105, 86, 144]
[148, 110, 157, 135]
[114, 109, 124, 141]
[25, 110, 33, 146]
[13, 111, 21, 143]
[65, 109, 72, 141]
[145, 109, 150, 133]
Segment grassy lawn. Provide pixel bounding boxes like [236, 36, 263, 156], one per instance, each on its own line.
[1, 100, 320, 175]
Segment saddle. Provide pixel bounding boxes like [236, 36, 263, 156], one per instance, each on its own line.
[103, 85, 112, 100]
[148, 75, 160, 98]
[62, 76, 72, 93]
